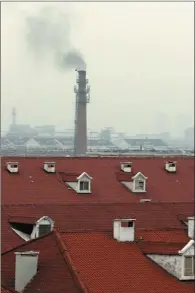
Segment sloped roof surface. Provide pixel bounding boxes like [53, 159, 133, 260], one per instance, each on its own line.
[138, 229, 189, 243]
[139, 242, 185, 254]
[2, 202, 193, 253]
[62, 231, 194, 293]
[1, 156, 194, 204]
[1, 232, 84, 293]
[1, 285, 16, 293]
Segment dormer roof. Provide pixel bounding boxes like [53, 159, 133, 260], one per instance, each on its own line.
[178, 239, 194, 255]
[132, 172, 148, 180]
[77, 172, 93, 180]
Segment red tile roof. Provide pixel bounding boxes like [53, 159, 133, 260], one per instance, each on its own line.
[2, 226, 194, 293]
[137, 229, 189, 243]
[2, 202, 193, 253]
[62, 231, 194, 293]
[8, 216, 38, 224]
[139, 242, 185, 255]
[1, 231, 86, 293]
[2, 156, 194, 204]
[1, 286, 17, 293]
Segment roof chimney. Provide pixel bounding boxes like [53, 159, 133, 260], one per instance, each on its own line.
[120, 162, 132, 173]
[6, 162, 19, 173]
[113, 219, 136, 242]
[188, 217, 195, 239]
[15, 251, 39, 293]
[43, 162, 56, 173]
[165, 161, 177, 173]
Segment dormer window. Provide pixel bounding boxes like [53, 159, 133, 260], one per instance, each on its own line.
[77, 172, 92, 194]
[9, 216, 54, 241]
[34, 216, 54, 239]
[38, 224, 52, 237]
[132, 172, 147, 193]
[184, 256, 194, 277]
[135, 180, 144, 190]
[79, 181, 89, 192]
[179, 240, 195, 280]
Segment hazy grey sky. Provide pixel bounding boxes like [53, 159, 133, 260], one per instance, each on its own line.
[1, 2, 194, 136]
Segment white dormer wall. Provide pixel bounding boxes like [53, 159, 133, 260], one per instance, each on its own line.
[43, 162, 56, 173]
[147, 254, 182, 279]
[148, 240, 195, 281]
[165, 161, 177, 173]
[188, 217, 195, 239]
[113, 219, 136, 242]
[15, 251, 39, 293]
[120, 162, 132, 173]
[31, 216, 54, 239]
[6, 162, 19, 173]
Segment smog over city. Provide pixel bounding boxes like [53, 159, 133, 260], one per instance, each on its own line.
[1, 2, 194, 142]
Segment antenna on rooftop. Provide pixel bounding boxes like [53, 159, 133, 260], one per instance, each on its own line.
[12, 107, 16, 126]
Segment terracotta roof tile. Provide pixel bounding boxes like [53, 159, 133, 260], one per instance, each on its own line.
[2, 156, 194, 204]
[2, 202, 193, 253]
[62, 231, 194, 293]
[139, 242, 185, 254]
[137, 229, 189, 243]
[1, 285, 17, 293]
[8, 216, 38, 224]
[1, 231, 85, 293]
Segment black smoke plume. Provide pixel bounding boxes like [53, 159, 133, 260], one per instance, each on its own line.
[25, 6, 86, 70]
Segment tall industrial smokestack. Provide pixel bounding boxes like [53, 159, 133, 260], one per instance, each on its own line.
[74, 68, 90, 156]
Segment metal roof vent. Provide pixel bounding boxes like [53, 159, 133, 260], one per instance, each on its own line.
[140, 198, 152, 203]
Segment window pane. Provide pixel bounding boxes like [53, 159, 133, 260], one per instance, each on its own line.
[39, 224, 51, 237]
[84, 182, 89, 190]
[80, 181, 89, 191]
[135, 180, 144, 190]
[184, 257, 193, 276]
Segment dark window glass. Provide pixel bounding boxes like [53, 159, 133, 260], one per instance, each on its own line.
[39, 224, 51, 237]
[80, 181, 89, 191]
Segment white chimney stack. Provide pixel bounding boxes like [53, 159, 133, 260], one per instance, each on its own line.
[165, 161, 177, 173]
[15, 251, 39, 293]
[113, 219, 136, 242]
[6, 162, 19, 173]
[43, 162, 56, 173]
[188, 217, 195, 239]
[120, 162, 132, 173]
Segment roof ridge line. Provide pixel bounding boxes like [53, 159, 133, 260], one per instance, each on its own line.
[139, 227, 187, 231]
[140, 241, 187, 245]
[60, 229, 112, 233]
[2, 201, 193, 207]
[54, 229, 89, 293]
